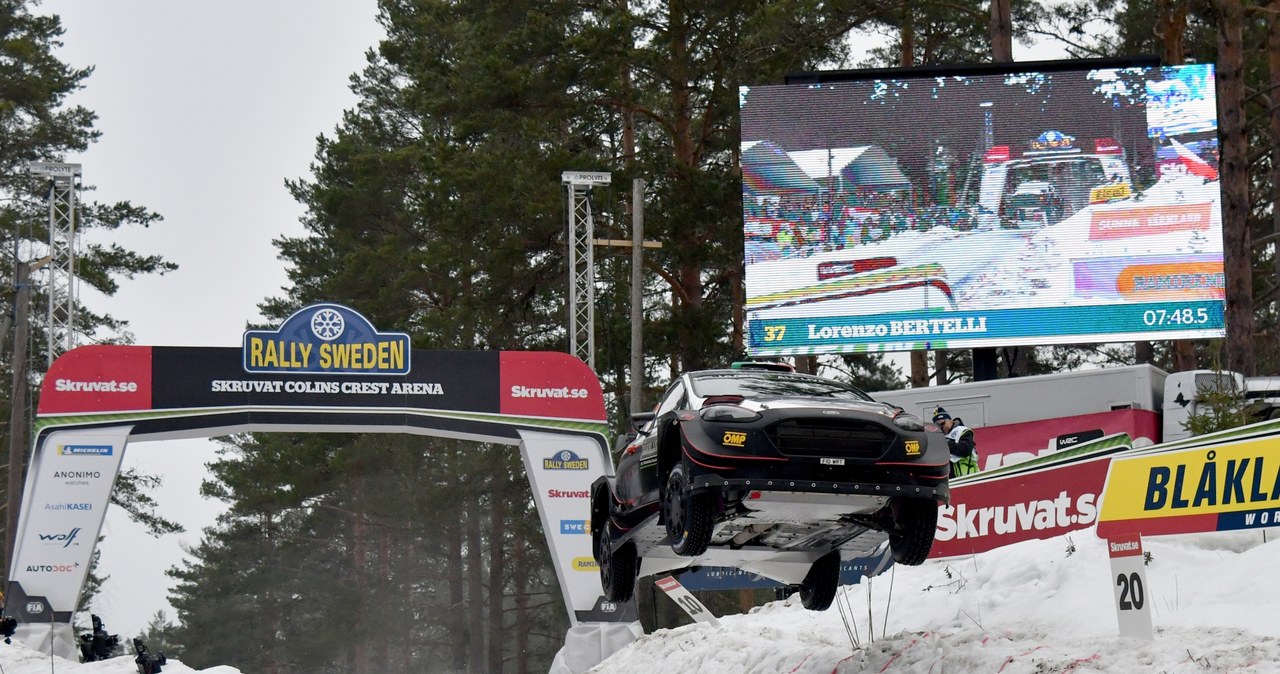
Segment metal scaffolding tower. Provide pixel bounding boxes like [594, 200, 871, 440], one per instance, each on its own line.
[28, 162, 81, 362]
[562, 170, 611, 368]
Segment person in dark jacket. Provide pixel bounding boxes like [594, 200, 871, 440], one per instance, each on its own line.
[933, 407, 979, 477]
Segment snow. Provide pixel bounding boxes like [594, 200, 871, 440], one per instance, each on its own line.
[3, 527, 1275, 673]
[589, 529, 1280, 673]
[0, 642, 240, 673]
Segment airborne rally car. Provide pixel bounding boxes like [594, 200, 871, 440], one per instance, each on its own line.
[590, 363, 950, 611]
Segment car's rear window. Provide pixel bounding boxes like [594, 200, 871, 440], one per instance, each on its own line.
[690, 372, 874, 401]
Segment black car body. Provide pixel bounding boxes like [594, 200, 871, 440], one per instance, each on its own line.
[591, 364, 950, 611]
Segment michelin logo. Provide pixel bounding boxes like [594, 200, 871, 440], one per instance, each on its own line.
[57, 444, 113, 456]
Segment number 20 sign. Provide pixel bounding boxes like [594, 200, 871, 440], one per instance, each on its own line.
[655, 576, 721, 627]
[1107, 533, 1153, 640]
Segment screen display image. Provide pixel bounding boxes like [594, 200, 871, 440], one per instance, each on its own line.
[739, 62, 1223, 356]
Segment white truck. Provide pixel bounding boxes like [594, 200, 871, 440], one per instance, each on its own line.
[870, 365, 1280, 470]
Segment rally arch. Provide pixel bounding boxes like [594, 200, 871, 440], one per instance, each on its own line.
[5, 304, 635, 670]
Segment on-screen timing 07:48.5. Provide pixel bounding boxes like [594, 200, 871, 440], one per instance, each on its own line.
[1141, 306, 1211, 327]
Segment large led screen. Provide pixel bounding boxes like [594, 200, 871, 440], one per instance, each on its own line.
[739, 62, 1224, 355]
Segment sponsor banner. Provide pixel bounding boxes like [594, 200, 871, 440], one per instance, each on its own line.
[1072, 253, 1222, 301]
[152, 347, 499, 413]
[747, 300, 1224, 354]
[1097, 433, 1280, 538]
[930, 442, 1119, 559]
[39, 306, 605, 424]
[242, 304, 411, 375]
[499, 352, 606, 422]
[38, 345, 152, 415]
[518, 431, 618, 624]
[1088, 202, 1213, 241]
[8, 427, 130, 623]
[976, 409, 1160, 471]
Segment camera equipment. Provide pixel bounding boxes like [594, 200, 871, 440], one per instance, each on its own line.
[78, 614, 121, 662]
[133, 637, 167, 674]
[0, 615, 16, 644]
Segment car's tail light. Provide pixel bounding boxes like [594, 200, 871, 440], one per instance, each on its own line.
[700, 405, 761, 423]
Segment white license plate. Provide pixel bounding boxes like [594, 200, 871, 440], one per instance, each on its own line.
[820, 458, 845, 466]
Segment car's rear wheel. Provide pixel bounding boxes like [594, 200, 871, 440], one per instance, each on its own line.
[664, 463, 712, 557]
[590, 484, 609, 564]
[599, 523, 637, 603]
[889, 497, 939, 566]
[799, 550, 841, 611]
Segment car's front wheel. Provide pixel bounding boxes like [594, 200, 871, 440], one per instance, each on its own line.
[799, 550, 841, 611]
[599, 523, 637, 603]
[888, 497, 939, 566]
[663, 463, 713, 556]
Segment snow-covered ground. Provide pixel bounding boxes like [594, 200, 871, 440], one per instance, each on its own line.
[1, 527, 1274, 672]
[0, 643, 240, 673]
[590, 529, 1280, 673]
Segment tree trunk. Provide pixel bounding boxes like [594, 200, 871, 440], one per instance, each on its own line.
[911, 351, 928, 387]
[448, 486, 466, 671]
[1270, 1, 1280, 360]
[487, 484, 507, 673]
[352, 480, 368, 674]
[989, 0, 1013, 62]
[467, 491, 485, 672]
[1216, 0, 1256, 376]
[513, 532, 529, 674]
[377, 524, 391, 673]
[901, 4, 914, 66]
[1160, 0, 1196, 371]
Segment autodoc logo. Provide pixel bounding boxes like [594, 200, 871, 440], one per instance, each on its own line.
[38, 527, 82, 548]
[543, 450, 588, 471]
[57, 444, 113, 456]
[242, 303, 411, 375]
[25, 563, 80, 573]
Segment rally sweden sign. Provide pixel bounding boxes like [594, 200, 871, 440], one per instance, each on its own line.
[242, 304, 411, 375]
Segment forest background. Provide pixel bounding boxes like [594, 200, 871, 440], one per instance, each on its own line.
[0, 0, 1275, 672]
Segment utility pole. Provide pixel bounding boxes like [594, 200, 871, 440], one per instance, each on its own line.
[629, 179, 645, 413]
[5, 256, 50, 581]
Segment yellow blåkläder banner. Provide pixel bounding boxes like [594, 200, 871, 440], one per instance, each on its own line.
[1098, 434, 1280, 537]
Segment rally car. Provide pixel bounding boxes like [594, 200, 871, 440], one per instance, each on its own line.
[590, 363, 949, 611]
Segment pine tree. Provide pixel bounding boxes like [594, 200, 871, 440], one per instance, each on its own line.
[0, 0, 178, 582]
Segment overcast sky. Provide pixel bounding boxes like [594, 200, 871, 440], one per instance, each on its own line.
[43, 0, 385, 637]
